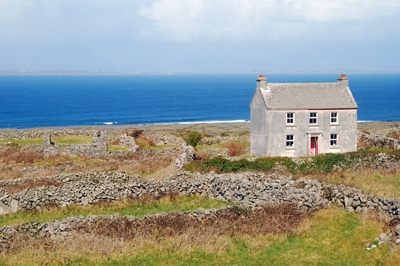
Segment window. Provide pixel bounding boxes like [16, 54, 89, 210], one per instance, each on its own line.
[309, 112, 317, 124]
[330, 112, 338, 124]
[330, 134, 338, 146]
[286, 112, 294, 124]
[286, 134, 294, 148]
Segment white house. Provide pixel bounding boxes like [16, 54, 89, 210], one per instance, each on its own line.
[250, 74, 358, 157]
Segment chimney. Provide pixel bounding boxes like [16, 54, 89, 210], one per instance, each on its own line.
[337, 73, 349, 87]
[256, 74, 267, 89]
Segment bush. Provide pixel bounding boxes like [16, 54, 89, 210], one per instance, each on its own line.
[184, 150, 400, 175]
[182, 131, 203, 147]
[225, 141, 246, 157]
[127, 129, 144, 139]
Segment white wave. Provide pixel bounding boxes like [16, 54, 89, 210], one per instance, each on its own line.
[152, 120, 249, 125]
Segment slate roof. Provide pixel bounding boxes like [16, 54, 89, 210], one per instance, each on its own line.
[260, 82, 358, 110]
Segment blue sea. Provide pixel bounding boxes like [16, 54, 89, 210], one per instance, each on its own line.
[0, 73, 399, 129]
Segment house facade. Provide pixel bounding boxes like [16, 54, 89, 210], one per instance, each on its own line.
[250, 74, 358, 157]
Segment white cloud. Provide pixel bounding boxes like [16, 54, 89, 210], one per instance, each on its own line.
[140, 0, 400, 41]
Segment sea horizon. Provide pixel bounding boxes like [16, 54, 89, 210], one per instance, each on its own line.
[0, 73, 399, 129]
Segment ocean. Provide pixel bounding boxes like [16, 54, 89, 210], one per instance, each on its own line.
[0, 73, 399, 129]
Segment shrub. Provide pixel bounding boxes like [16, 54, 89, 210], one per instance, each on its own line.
[182, 131, 203, 147]
[225, 141, 246, 157]
[194, 151, 210, 162]
[127, 129, 144, 139]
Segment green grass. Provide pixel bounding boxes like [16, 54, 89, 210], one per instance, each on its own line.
[0, 194, 231, 227]
[0, 138, 43, 147]
[108, 208, 396, 265]
[5, 207, 395, 265]
[51, 136, 93, 145]
[0, 136, 94, 148]
[108, 144, 129, 152]
[339, 173, 400, 198]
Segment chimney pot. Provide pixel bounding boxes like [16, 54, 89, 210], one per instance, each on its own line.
[256, 74, 267, 89]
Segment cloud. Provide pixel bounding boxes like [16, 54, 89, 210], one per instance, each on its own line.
[140, 0, 400, 41]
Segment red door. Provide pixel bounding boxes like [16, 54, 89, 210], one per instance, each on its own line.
[310, 136, 319, 155]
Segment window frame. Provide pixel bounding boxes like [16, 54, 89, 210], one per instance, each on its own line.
[286, 112, 295, 125]
[286, 134, 295, 148]
[330, 133, 338, 146]
[309, 112, 317, 124]
[330, 112, 338, 124]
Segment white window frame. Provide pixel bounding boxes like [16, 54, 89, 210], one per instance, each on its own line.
[330, 112, 338, 124]
[330, 133, 338, 146]
[286, 134, 295, 148]
[286, 112, 295, 125]
[309, 112, 317, 124]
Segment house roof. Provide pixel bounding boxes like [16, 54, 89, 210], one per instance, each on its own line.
[257, 76, 358, 110]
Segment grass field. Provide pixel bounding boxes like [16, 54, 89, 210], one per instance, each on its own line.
[1, 122, 400, 265]
[1, 204, 399, 265]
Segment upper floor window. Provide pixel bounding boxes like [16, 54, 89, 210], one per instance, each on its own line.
[286, 112, 294, 124]
[330, 112, 338, 124]
[309, 112, 317, 124]
[286, 134, 294, 148]
[330, 133, 338, 146]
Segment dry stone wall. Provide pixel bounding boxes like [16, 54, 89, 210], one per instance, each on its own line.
[2, 171, 400, 243]
[43, 131, 108, 158]
[358, 130, 400, 149]
[0, 170, 399, 219]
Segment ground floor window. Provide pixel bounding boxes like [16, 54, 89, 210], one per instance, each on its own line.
[286, 134, 294, 148]
[330, 133, 338, 146]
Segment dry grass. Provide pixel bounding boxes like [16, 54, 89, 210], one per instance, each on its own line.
[0, 203, 306, 257]
[0, 147, 42, 164]
[0, 178, 62, 194]
[3, 205, 399, 265]
[0, 147, 173, 181]
[311, 168, 400, 198]
[135, 135, 156, 149]
[224, 141, 247, 156]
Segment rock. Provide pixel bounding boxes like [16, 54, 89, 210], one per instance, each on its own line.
[379, 233, 391, 243]
[0, 201, 11, 215]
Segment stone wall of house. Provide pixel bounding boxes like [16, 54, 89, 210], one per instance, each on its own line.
[43, 131, 108, 158]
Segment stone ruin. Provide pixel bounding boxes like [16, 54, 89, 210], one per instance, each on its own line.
[43, 130, 108, 158]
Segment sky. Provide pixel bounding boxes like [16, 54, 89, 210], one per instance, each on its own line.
[1, 0, 400, 73]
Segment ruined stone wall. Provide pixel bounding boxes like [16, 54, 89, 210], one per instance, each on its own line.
[43, 131, 108, 158]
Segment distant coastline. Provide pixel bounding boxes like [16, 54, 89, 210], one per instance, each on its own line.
[1, 69, 400, 76]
